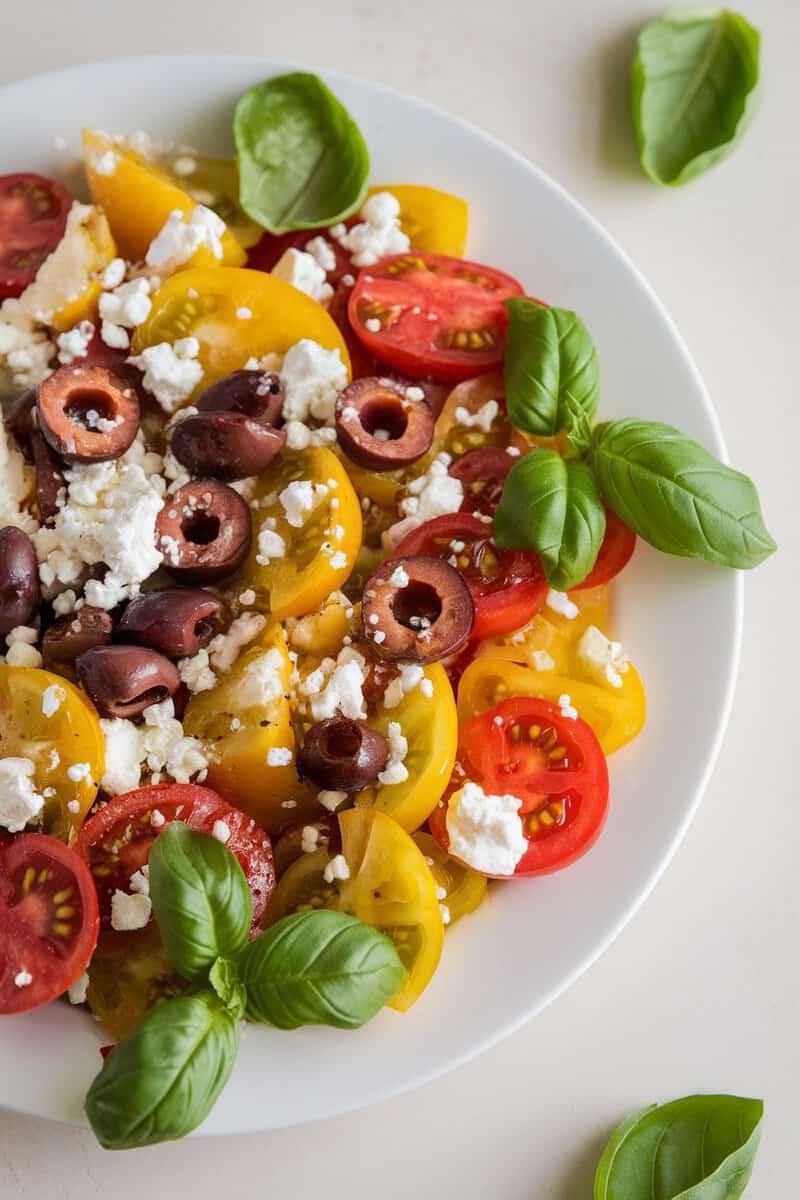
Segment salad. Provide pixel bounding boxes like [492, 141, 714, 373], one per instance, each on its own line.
[0, 73, 774, 1149]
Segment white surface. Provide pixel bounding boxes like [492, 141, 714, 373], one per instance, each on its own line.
[0, 0, 796, 1193]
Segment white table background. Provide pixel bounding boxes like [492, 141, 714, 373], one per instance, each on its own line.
[1, 1, 797, 1194]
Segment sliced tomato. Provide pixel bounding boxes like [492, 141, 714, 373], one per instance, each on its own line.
[575, 509, 636, 589]
[0, 173, 73, 300]
[391, 512, 546, 641]
[0, 833, 99, 1014]
[429, 696, 609, 877]
[450, 447, 515, 516]
[348, 252, 524, 382]
[76, 783, 275, 929]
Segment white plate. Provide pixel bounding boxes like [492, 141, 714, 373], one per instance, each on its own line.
[0, 55, 741, 1135]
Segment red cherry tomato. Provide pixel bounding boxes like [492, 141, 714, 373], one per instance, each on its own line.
[390, 512, 546, 641]
[348, 252, 524, 382]
[450, 447, 516, 516]
[0, 833, 99, 1014]
[574, 509, 636, 589]
[429, 696, 609, 877]
[0, 173, 73, 300]
[76, 783, 275, 929]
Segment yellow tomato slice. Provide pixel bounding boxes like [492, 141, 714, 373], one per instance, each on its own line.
[284, 593, 354, 659]
[233, 446, 361, 621]
[183, 624, 316, 832]
[412, 831, 487, 926]
[457, 656, 645, 755]
[87, 925, 187, 1040]
[371, 184, 468, 257]
[267, 808, 444, 1011]
[476, 587, 611, 670]
[82, 129, 246, 267]
[132, 266, 351, 398]
[433, 372, 509, 458]
[0, 665, 103, 842]
[17, 203, 116, 332]
[356, 664, 457, 831]
[159, 150, 263, 249]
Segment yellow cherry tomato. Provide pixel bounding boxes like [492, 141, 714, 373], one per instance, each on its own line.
[356, 664, 457, 831]
[412, 831, 487, 926]
[371, 185, 468, 257]
[87, 925, 187, 1041]
[81, 129, 246, 266]
[0, 665, 103, 842]
[267, 808, 444, 1011]
[183, 624, 316, 832]
[17, 203, 116, 332]
[234, 446, 362, 621]
[159, 150, 263, 249]
[284, 593, 355, 660]
[132, 266, 351, 399]
[476, 586, 611, 669]
[433, 371, 509, 458]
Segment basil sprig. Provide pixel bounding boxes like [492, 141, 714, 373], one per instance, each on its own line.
[632, 10, 761, 187]
[85, 828, 405, 1149]
[494, 450, 606, 590]
[234, 72, 369, 234]
[594, 1094, 764, 1199]
[504, 298, 600, 437]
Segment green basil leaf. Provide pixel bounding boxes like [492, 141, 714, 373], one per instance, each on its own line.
[149, 823, 252, 982]
[494, 449, 606, 590]
[591, 419, 775, 568]
[85, 991, 238, 1150]
[632, 9, 761, 186]
[504, 298, 600, 437]
[240, 909, 406, 1030]
[594, 1094, 764, 1199]
[208, 957, 247, 1020]
[234, 72, 369, 234]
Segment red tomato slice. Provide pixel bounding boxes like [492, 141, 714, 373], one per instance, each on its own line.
[574, 509, 636, 589]
[348, 252, 524, 382]
[429, 696, 609, 877]
[0, 173, 73, 300]
[76, 783, 275, 929]
[450, 447, 516, 516]
[0, 833, 99, 1014]
[391, 513, 546, 641]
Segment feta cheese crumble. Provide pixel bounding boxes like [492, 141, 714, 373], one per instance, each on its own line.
[212, 820, 231, 844]
[267, 747, 293, 767]
[279, 479, 328, 528]
[331, 192, 410, 267]
[271, 248, 333, 305]
[317, 789, 348, 812]
[323, 853, 351, 883]
[454, 399, 499, 432]
[128, 337, 203, 413]
[446, 781, 528, 876]
[67, 973, 89, 1005]
[384, 453, 463, 548]
[545, 589, 579, 620]
[278, 340, 348, 445]
[110, 889, 152, 931]
[145, 206, 225, 273]
[56, 320, 95, 365]
[576, 625, 630, 689]
[0, 757, 45, 832]
[99, 699, 208, 796]
[377, 721, 409, 786]
[14, 970, 33, 988]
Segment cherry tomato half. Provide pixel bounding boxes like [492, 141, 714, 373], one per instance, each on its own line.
[429, 696, 609, 877]
[348, 252, 524, 382]
[450, 447, 515, 516]
[574, 509, 636, 589]
[0, 833, 99, 1014]
[390, 513, 546, 641]
[76, 783, 275, 929]
[0, 173, 72, 300]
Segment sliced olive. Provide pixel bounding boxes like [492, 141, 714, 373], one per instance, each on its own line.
[297, 717, 389, 791]
[170, 410, 285, 481]
[335, 377, 434, 471]
[195, 370, 284, 426]
[117, 588, 228, 658]
[362, 555, 474, 663]
[155, 481, 251, 583]
[30, 431, 66, 524]
[76, 644, 180, 719]
[36, 364, 140, 464]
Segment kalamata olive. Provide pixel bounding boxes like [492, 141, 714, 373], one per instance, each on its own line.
[36, 364, 140, 464]
[195, 370, 284, 427]
[273, 816, 340, 878]
[0, 527, 41, 635]
[170, 411, 285, 482]
[76, 644, 180, 719]
[297, 717, 389, 792]
[42, 606, 113, 673]
[30, 431, 66, 524]
[335, 377, 434, 471]
[155, 480, 251, 583]
[117, 588, 228, 658]
[4, 388, 37, 444]
[362, 555, 474, 663]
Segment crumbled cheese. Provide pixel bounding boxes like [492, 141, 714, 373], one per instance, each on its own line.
[279, 339, 348, 430]
[145, 206, 225, 273]
[382, 663, 426, 709]
[576, 625, 630, 689]
[0, 757, 45, 832]
[99, 277, 153, 350]
[377, 721, 409, 786]
[301, 825, 320, 853]
[101, 257, 126, 289]
[0, 298, 54, 392]
[279, 479, 328, 528]
[4, 636, 43, 667]
[388, 565, 410, 589]
[558, 693, 579, 721]
[93, 150, 119, 176]
[110, 889, 151, 931]
[439, 903, 451, 925]
[317, 789, 348, 812]
[67, 972, 89, 1005]
[237, 649, 285, 708]
[454, 399, 499, 432]
[267, 747, 293, 767]
[128, 337, 203, 413]
[256, 524, 287, 565]
[66, 762, 91, 783]
[180, 612, 269, 694]
[284, 420, 338, 450]
[329, 550, 348, 570]
[323, 853, 351, 883]
[0, 419, 37, 534]
[531, 650, 556, 671]
[99, 718, 143, 794]
[446, 781, 528, 876]
[129, 866, 150, 896]
[151, 809, 166, 827]
[14, 970, 33, 988]
[212, 819, 231, 844]
[238, 589, 256, 607]
[546, 589, 579, 620]
[56, 320, 95, 365]
[385, 453, 463, 547]
[272, 248, 333, 305]
[308, 647, 367, 722]
[304, 236, 337, 273]
[99, 699, 208, 795]
[331, 192, 410, 267]
[420, 678, 434, 698]
[236, 306, 252, 320]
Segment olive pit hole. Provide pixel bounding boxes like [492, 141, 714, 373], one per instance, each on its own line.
[360, 397, 408, 441]
[181, 511, 221, 545]
[392, 581, 442, 629]
[65, 390, 116, 431]
[321, 723, 363, 760]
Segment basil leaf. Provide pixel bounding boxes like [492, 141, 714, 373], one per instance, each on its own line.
[494, 450, 606, 590]
[504, 298, 600, 437]
[85, 991, 238, 1150]
[240, 909, 406, 1030]
[632, 9, 761, 186]
[594, 1094, 763, 1199]
[234, 72, 369, 234]
[591, 419, 775, 568]
[208, 957, 247, 1019]
[149, 823, 252, 982]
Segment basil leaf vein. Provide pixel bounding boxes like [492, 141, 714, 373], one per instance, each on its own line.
[240, 909, 406, 1030]
[234, 72, 369, 234]
[149, 823, 252, 982]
